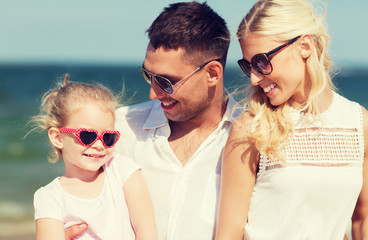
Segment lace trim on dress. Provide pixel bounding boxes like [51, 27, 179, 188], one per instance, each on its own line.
[358, 106, 365, 160]
[258, 127, 363, 175]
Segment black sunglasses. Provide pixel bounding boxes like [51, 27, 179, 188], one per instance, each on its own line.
[59, 128, 120, 148]
[139, 58, 221, 94]
[238, 36, 301, 77]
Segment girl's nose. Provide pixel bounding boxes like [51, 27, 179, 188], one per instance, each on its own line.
[91, 138, 105, 149]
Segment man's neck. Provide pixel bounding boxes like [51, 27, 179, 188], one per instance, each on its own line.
[168, 96, 227, 165]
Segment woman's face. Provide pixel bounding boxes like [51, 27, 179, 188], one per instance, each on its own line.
[239, 33, 310, 108]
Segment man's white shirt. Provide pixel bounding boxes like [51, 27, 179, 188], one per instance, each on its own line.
[115, 96, 241, 240]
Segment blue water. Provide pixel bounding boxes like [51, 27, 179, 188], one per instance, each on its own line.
[0, 63, 367, 238]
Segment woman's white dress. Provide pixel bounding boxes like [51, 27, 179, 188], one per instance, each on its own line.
[245, 93, 365, 240]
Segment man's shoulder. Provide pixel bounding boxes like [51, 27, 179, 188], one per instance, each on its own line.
[116, 100, 154, 120]
[115, 100, 157, 135]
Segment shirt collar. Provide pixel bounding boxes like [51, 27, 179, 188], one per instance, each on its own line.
[143, 100, 168, 130]
[142, 91, 243, 130]
[221, 93, 242, 125]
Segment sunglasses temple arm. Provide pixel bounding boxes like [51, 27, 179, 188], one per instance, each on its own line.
[267, 36, 300, 57]
[170, 66, 201, 95]
[171, 81, 185, 96]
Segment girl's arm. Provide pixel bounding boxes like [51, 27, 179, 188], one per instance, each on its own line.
[36, 218, 65, 240]
[352, 106, 368, 239]
[124, 170, 158, 240]
[216, 113, 258, 240]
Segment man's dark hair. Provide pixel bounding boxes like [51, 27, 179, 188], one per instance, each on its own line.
[147, 1, 230, 67]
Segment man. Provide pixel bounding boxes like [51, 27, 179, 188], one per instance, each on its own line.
[65, 2, 241, 239]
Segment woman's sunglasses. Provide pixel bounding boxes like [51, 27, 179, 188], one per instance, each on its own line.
[238, 36, 300, 77]
[59, 128, 120, 148]
[138, 59, 221, 94]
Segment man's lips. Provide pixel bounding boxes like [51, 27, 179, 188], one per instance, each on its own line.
[161, 101, 178, 111]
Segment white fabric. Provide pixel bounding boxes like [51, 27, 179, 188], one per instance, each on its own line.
[115, 96, 240, 240]
[245, 93, 364, 240]
[34, 154, 140, 240]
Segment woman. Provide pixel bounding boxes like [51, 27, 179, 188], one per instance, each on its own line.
[216, 0, 368, 239]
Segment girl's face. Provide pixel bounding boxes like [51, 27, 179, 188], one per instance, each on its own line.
[239, 33, 309, 108]
[59, 101, 115, 177]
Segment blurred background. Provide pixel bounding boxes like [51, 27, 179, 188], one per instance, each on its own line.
[1, 0, 367, 239]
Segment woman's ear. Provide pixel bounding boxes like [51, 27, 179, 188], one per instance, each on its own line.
[207, 60, 223, 87]
[299, 34, 313, 59]
[48, 127, 63, 149]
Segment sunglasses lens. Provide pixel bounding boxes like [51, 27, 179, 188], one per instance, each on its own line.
[139, 67, 173, 94]
[238, 59, 251, 77]
[80, 131, 97, 145]
[252, 54, 272, 75]
[103, 133, 119, 147]
[154, 76, 173, 94]
[140, 68, 152, 84]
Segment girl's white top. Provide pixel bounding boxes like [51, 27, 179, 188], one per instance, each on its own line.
[245, 93, 365, 240]
[34, 154, 140, 240]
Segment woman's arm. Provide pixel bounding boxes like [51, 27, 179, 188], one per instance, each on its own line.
[352, 106, 368, 239]
[36, 218, 65, 240]
[124, 170, 158, 240]
[216, 114, 259, 240]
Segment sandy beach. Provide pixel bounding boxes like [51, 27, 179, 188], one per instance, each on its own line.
[0, 219, 35, 240]
[0, 236, 34, 240]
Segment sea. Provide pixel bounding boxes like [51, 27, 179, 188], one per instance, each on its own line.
[0, 63, 367, 239]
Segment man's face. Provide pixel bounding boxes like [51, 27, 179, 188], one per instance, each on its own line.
[142, 44, 212, 123]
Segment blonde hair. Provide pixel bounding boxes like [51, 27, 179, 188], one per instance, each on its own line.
[237, 0, 335, 162]
[31, 74, 120, 163]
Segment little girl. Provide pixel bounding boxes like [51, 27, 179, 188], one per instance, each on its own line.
[32, 74, 158, 240]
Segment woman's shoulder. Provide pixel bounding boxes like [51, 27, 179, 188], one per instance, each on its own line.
[333, 92, 361, 109]
[232, 111, 253, 130]
[228, 111, 254, 142]
[361, 105, 368, 117]
[324, 92, 363, 126]
[361, 105, 368, 132]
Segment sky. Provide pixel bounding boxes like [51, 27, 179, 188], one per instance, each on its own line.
[1, 0, 368, 68]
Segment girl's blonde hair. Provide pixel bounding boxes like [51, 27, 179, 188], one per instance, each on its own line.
[237, 0, 335, 162]
[31, 74, 120, 163]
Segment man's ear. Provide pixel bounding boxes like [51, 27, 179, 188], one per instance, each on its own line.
[299, 34, 313, 59]
[48, 127, 63, 149]
[207, 60, 223, 87]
